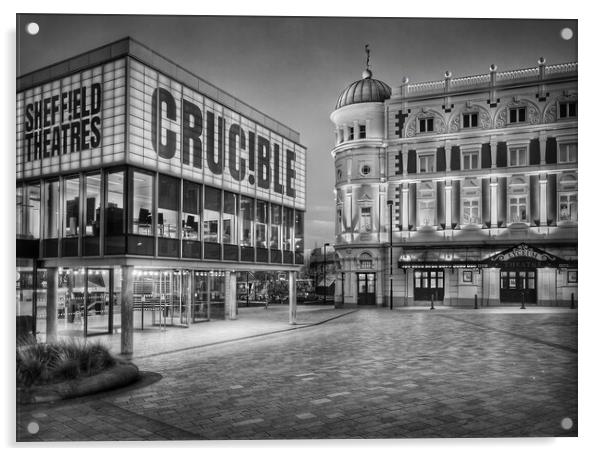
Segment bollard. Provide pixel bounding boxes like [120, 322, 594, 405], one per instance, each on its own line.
[520, 292, 526, 310]
[474, 294, 478, 309]
[571, 293, 575, 309]
[430, 294, 435, 310]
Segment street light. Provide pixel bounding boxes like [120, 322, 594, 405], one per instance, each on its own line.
[323, 242, 330, 303]
[387, 200, 393, 310]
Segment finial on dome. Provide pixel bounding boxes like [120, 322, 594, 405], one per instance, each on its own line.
[362, 44, 373, 79]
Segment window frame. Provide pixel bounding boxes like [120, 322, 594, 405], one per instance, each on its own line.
[461, 149, 480, 170]
[558, 192, 578, 222]
[359, 206, 372, 232]
[558, 101, 577, 119]
[558, 142, 578, 164]
[508, 146, 528, 167]
[418, 117, 435, 133]
[462, 112, 479, 129]
[508, 106, 527, 124]
[417, 152, 436, 174]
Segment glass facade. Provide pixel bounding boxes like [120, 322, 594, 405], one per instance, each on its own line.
[17, 167, 304, 264]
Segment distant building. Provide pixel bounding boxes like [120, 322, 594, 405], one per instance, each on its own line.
[330, 58, 577, 307]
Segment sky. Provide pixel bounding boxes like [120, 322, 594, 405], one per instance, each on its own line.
[15, 14, 577, 249]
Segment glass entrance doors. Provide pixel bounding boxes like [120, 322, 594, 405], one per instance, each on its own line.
[500, 269, 536, 303]
[357, 273, 376, 305]
[414, 269, 444, 301]
[85, 269, 113, 336]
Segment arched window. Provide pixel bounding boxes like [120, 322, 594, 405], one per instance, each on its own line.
[359, 252, 373, 269]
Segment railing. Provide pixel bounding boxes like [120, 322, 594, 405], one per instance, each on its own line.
[400, 61, 577, 98]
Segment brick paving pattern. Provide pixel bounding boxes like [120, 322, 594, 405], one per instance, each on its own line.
[16, 307, 577, 441]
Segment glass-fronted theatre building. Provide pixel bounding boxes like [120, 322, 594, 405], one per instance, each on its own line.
[16, 38, 306, 354]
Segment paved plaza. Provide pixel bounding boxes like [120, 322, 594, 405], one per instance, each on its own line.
[16, 306, 577, 441]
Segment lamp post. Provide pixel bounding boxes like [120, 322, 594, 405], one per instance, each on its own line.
[323, 242, 330, 303]
[387, 200, 393, 310]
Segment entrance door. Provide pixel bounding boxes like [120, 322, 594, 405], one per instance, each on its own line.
[85, 268, 113, 336]
[414, 269, 444, 301]
[357, 273, 376, 305]
[500, 269, 536, 303]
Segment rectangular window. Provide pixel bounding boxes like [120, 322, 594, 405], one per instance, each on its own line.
[558, 143, 577, 163]
[204, 187, 221, 243]
[337, 207, 343, 232]
[509, 147, 528, 167]
[462, 151, 479, 170]
[462, 113, 479, 128]
[360, 260, 372, 269]
[19, 183, 41, 239]
[419, 117, 434, 133]
[84, 174, 101, 237]
[182, 181, 200, 240]
[417, 199, 435, 226]
[158, 175, 179, 239]
[44, 180, 60, 239]
[360, 207, 372, 232]
[509, 107, 526, 123]
[283, 207, 294, 251]
[559, 193, 577, 221]
[359, 124, 366, 139]
[131, 171, 154, 236]
[348, 127, 354, 141]
[294, 211, 304, 254]
[509, 196, 528, 223]
[463, 198, 480, 224]
[559, 102, 577, 118]
[240, 196, 254, 247]
[418, 154, 435, 173]
[105, 171, 125, 236]
[63, 176, 80, 238]
[223, 191, 238, 245]
[255, 200, 268, 248]
[270, 204, 281, 249]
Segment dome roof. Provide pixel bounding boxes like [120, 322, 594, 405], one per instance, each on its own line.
[335, 69, 391, 110]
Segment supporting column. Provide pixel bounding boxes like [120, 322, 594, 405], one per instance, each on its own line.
[539, 174, 548, 225]
[46, 267, 58, 343]
[445, 142, 451, 172]
[445, 180, 452, 228]
[402, 145, 408, 177]
[539, 134, 547, 166]
[402, 185, 409, 230]
[491, 139, 498, 169]
[225, 270, 237, 320]
[121, 265, 134, 356]
[490, 178, 498, 228]
[288, 271, 297, 324]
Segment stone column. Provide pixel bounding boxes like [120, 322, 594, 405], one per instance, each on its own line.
[225, 270, 238, 320]
[445, 143, 451, 172]
[445, 180, 452, 228]
[121, 265, 134, 356]
[539, 134, 547, 166]
[402, 146, 408, 177]
[490, 179, 498, 228]
[539, 174, 548, 225]
[288, 271, 297, 324]
[402, 185, 409, 230]
[46, 267, 58, 343]
[491, 139, 498, 169]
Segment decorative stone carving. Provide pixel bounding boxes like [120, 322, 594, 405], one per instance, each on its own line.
[494, 99, 541, 128]
[448, 104, 492, 132]
[543, 102, 557, 124]
[405, 109, 446, 137]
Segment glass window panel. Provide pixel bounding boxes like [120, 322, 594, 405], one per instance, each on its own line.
[223, 191, 238, 245]
[270, 204, 281, 249]
[131, 171, 154, 235]
[294, 211, 304, 254]
[158, 174, 179, 239]
[255, 200, 267, 248]
[105, 171, 125, 236]
[84, 174, 101, 237]
[283, 207, 294, 251]
[204, 187, 221, 243]
[240, 196, 254, 246]
[182, 181, 200, 240]
[44, 180, 60, 239]
[16, 185, 24, 237]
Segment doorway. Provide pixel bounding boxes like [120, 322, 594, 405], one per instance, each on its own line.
[414, 269, 444, 301]
[357, 273, 376, 305]
[500, 269, 536, 303]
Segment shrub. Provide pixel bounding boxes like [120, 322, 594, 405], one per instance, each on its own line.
[16, 338, 117, 388]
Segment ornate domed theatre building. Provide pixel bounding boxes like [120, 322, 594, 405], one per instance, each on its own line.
[331, 55, 577, 308]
